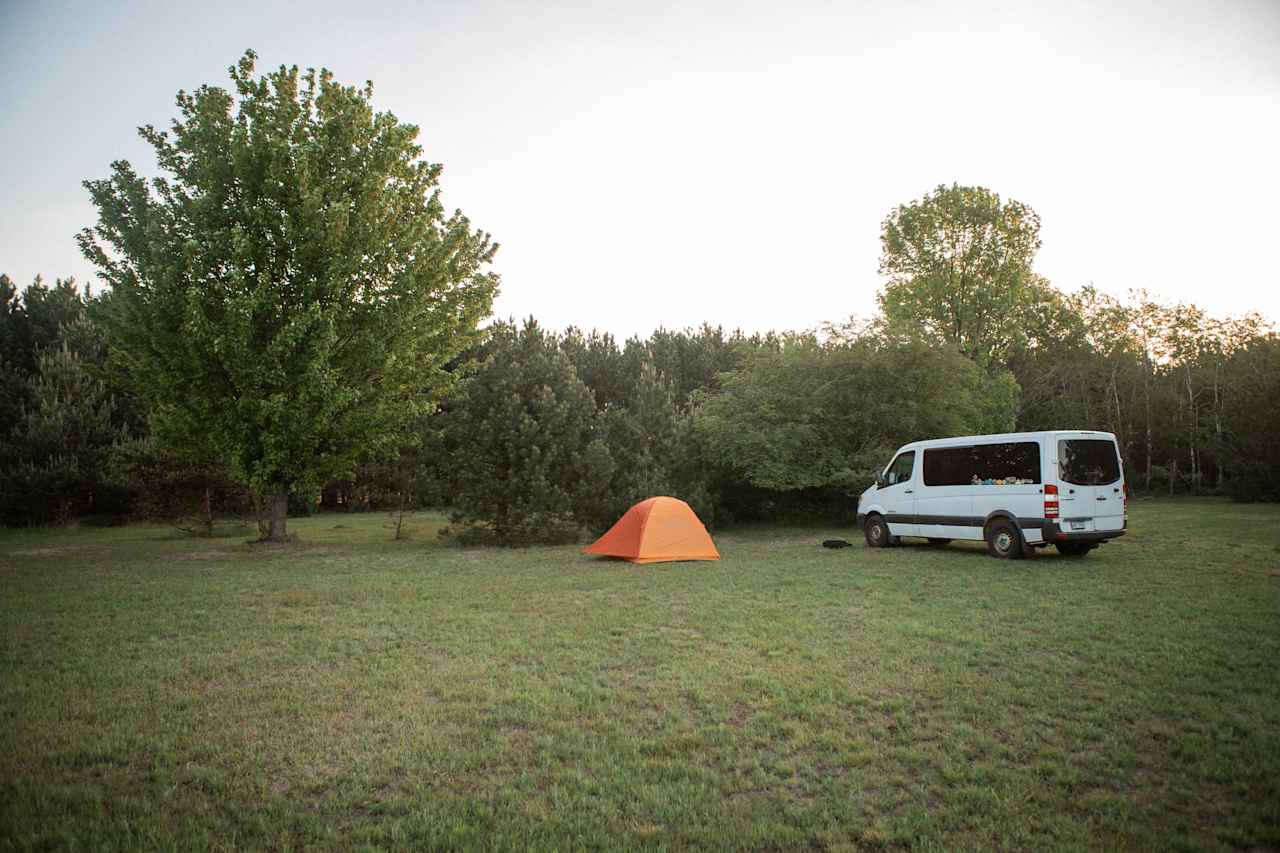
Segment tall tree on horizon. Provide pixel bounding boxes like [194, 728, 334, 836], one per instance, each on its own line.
[78, 50, 499, 541]
[878, 183, 1045, 368]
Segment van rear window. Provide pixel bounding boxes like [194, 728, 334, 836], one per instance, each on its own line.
[1058, 439, 1121, 486]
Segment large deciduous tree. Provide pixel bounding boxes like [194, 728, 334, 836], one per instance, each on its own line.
[879, 184, 1044, 367]
[78, 51, 499, 540]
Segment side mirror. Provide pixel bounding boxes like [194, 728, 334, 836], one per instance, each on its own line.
[875, 474, 887, 489]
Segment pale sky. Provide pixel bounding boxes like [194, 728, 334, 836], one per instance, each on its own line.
[2, 0, 1278, 339]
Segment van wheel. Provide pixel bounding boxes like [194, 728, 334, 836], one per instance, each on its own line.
[926, 538, 951, 546]
[985, 520, 1024, 559]
[864, 515, 893, 548]
[1055, 542, 1094, 557]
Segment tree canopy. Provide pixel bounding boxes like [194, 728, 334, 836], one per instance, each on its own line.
[78, 50, 499, 539]
[879, 183, 1044, 366]
[692, 334, 1017, 494]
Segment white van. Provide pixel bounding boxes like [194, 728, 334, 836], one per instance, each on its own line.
[855, 431, 1127, 558]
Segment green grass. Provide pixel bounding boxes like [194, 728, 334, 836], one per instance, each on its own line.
[1, 499, 1278, 851]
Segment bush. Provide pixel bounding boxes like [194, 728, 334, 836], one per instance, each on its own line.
[692, 335, 1017, 498]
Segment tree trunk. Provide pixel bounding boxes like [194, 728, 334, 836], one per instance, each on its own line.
[393, 491, 410, 540]
[1213, 361, 1224, 489]
[1184, 363, 1198, 495]
[1143, 350, 1153, 492]
[268, 489, 289, 542]
[1110, 365, 1124, 450]
[200, 486, 213, 538]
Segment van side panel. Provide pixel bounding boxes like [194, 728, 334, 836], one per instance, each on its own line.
[915, 444, 979, 541]
[916, 437, 1048, 543]
[972, 484, 1045, 541]
[915, 485, 973, 540]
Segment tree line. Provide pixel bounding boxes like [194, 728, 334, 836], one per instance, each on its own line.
[1, 54, 1277, 540]
[2, 264, 1276, 539]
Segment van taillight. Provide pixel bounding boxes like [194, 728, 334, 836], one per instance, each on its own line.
[1123, 482, 1129, 516]
[1044, 483, 1059, 519]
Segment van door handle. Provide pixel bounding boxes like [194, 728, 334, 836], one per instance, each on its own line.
[904, 489, 913, 494]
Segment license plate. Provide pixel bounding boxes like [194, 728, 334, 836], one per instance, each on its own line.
[1070, 521, 1086, 531]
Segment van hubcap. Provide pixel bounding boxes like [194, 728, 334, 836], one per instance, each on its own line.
[996, 532, 1012, 552]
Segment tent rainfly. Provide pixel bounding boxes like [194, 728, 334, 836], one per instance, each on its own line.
[582, 496, 720, 564]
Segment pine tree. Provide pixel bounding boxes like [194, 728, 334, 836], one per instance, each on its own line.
[594, 358, 704, 528]
[442, 319, 609, 545]
[2, 344, 128, 522]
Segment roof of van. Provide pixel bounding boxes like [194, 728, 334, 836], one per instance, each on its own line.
[894, 430, 1117, 453]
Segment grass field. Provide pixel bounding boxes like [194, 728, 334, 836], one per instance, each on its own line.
[2, 498, 1278, 851]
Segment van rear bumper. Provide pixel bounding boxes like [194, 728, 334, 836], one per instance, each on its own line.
[1040, 523, 1127, 544]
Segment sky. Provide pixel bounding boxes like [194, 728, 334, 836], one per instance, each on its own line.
[2, 0, 1278, 339]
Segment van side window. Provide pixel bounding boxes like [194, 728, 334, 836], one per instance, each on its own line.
[923, 442, 1041, 485]
[884, 451, 915, 486]
[972, 442, 1041, 484]
[923, 447, 971, 486]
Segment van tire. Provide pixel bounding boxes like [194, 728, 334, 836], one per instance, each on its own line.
[1055, 542, 1095, 557]
[926, 538, 951, 545]
[864, 515, 893, 548]
[985, 519, 1024, 559]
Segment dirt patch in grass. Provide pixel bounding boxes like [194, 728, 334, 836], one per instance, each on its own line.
[9, 545, 103, 558]
[178, 549, 240, 561]
[732, 534, 828, 552]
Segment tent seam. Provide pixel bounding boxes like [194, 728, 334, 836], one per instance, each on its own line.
[636, 497, 658, 551]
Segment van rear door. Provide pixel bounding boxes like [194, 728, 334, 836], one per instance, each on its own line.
[1056, 436, 1125, 533]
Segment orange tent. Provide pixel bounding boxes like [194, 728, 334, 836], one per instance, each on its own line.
[583, 496, 720, 564]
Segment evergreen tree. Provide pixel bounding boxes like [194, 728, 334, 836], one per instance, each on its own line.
[442, 319, 609, 545]
[560, 327, 629, 410]
[594, 358, 713, 528]
[18, 277, 90, 369]
[0, 274, 33, 371]
[2, 344, 128, 523]
[596, 360, 679, 521]
[0, 275, 92, 437]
